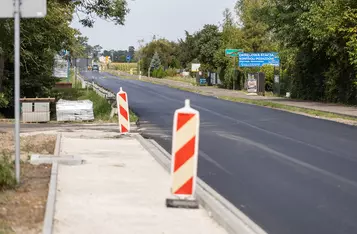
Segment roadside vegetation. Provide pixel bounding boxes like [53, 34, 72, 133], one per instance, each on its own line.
[108, 0, 357, 106]
[0, 0, 129, 118]
[0, 132, 56, 232]
[52, 70, 137, 123]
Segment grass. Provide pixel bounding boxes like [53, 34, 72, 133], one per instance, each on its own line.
[58, 77, 70, 83]
[0, 152, 16, 190]
[53, 87, 137, 123]
[165, 76, 196, 85]
[54, 69, 138, 123]
[219, 96, 357, 121]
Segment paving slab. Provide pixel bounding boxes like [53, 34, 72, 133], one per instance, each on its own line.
[53, 134, 227, 234]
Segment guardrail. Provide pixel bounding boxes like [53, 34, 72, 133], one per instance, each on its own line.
[76, 74, 115, 99]
[76, 73, 118, 119]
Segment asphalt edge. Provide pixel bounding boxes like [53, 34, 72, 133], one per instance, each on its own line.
[42, 161, 58, 234]
[134, 134, 267, 234]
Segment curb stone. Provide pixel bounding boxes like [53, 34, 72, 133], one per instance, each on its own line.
[42, 161, 58, 234]
[135, 134, 267, 234]
[54, 133, 62, 156]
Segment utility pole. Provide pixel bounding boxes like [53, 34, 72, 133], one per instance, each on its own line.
[14, 0, 21, 183]
[1, 0, 47, 183]
[138, 39, 145, 79]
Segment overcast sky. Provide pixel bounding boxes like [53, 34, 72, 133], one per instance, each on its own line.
[70, 0, 237, 51]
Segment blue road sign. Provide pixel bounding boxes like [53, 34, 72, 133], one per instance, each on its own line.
[126, 55, 131, 62]
[239, 52, 280, 67]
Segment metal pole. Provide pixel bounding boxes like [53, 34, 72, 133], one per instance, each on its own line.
[14, 0, 21, 183]
[67, 51, 70, 82]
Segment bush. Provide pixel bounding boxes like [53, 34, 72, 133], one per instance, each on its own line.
[49, 88, 84, 101]
[165, 68, 177, 77]
[260, 65, 274, 92]
[0, 93, 9, 108]
[152, 69, 158, 78]
[156, 67, 166, 78]
[0, 153, 16, 190]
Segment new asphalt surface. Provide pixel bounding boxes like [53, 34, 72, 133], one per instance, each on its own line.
[81, 71, 357, 234]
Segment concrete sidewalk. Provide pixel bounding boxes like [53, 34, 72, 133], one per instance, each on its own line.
[53, 131, 227, 234]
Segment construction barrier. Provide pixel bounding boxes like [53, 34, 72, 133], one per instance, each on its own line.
[166, 99, 200, 209]
[117, 87, 130, 133]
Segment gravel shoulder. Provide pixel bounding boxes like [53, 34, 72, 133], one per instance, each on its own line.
[0, 132, 56, 234]
[0, 164, 51, 234]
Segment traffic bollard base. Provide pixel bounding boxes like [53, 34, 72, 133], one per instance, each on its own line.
[166, 198, 199, 209]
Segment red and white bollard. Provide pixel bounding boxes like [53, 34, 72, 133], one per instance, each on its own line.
[166, 99, 200, 209]
[116, 87, 130, 133]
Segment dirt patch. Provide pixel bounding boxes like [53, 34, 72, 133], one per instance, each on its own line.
[0, 164, 51, 234]
[0, 133, 56, 161]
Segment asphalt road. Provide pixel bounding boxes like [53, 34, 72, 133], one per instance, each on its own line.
[82, 71, 357, 234]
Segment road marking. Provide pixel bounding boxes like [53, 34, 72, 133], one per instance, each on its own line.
[215, 131, 357, 190]
[199, 150, 233, 175]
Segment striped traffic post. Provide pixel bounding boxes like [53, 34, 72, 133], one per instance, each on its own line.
[166, 99, 200, 209]
[117, 87, 130, 133]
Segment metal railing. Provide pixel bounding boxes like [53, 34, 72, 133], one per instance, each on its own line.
[76, 73, 118, 119]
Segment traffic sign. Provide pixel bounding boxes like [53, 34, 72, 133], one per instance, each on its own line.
[117, 87, 130, 133]
[239, 52, 280, 67]
[166, 99, 200, 209]
[0, 0, 47, 18]
[126, 55, 131, 62]
[225, 49, 243, 57]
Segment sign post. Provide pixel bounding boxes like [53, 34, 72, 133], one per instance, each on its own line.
[1, 0, 47, 183]
[225, 49, 243, 90]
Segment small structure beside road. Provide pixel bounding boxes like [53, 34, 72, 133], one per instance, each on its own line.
[20, 97, 55, 123]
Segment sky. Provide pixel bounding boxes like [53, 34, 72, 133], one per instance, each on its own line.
[70, 0, 237, 51]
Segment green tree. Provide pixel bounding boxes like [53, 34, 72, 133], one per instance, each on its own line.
[140, 39, 179, 75]
[177, 31, 199, 70]
[235, 0, 276, 52]
[195, 24, 221, 71]
[68, 0, 129, 27]
[214, 9, 246, 88]
[149, 51, 161, 76]
[259, 0, 357, 103]
[0, 0, 130, 109]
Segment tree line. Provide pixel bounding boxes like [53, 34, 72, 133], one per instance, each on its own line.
[0, 0, 129, 112]
[0, 0, 356, 110]
[137, 0, 357, 104]
[102, 46, 135, 63]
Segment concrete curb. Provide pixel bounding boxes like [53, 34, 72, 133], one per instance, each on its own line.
[54, 133, 62, 156]
[31, 154, 84, 165]
[0, 119, 13, 123]
[135, 135, 267, 234]
[42, 161, 58, 234]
